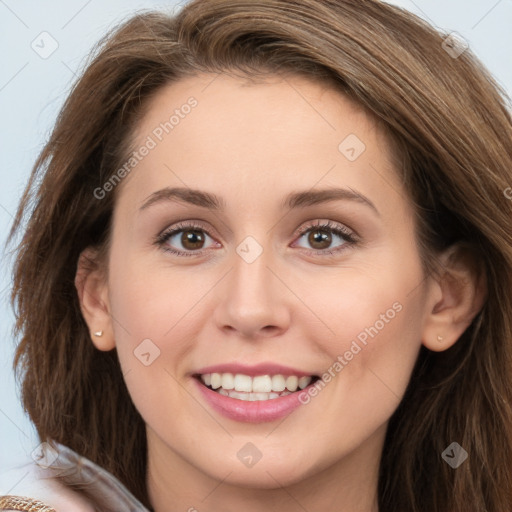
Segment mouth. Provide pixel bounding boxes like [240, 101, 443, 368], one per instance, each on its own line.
[194, 372, 321, 401]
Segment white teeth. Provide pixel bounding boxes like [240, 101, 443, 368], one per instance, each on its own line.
[271, 375, 286, 392]
[221, 373, 234, 390]
[229, 391, 247, 400]
[285, 375, 298, 392]
[199, 372, 315, 397]
[252, 375, 272, 393]
[234, 374, 252, 392]
[211, 373, 222, 389]
[298, 376, 312, 389]
[226, 390, 284, 401]
[251, 392, 269, 401]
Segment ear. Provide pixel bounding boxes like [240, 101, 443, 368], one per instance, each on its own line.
[421, 243, 487, 352]
[74, 247, 115, 351]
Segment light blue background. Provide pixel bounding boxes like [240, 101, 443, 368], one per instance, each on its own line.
[1, 0, 511, 479]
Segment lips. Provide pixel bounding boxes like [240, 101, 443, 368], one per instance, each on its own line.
[194, 362, 315, 377]
[192, 363, 320, 422]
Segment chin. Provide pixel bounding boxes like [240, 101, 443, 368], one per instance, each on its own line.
[198, 452, 319, 489]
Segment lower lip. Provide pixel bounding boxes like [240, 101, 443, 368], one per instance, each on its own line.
[194, 378, 311, 423]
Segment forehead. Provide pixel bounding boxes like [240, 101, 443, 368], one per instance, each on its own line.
[115, 72, 405, 215]
[136, 72, 379, 139]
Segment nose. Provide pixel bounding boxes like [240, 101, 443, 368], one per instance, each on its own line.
[213, 238, 291, 340]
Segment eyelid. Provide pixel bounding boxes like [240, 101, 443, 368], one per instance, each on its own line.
[156, 219, 217, 241]
[294, 219, 356, 239]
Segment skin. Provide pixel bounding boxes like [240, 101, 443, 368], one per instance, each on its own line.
[76, 73, 485, 512]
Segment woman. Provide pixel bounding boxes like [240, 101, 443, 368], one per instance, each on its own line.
[2, 0, 512, 510]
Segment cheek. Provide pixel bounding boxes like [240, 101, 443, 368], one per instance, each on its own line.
[307, 247, 426, 403]
[319, 288, 421, 393]
[292, 287, 425, 466]
[105, 248, 217, 413]
[105, 257, 197, 435]
[107, 245, 204, 349]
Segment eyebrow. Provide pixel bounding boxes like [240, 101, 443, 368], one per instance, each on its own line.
[139, 186, 380, 216]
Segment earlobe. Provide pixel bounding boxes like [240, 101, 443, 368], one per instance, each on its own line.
[75, 248, 116, 351]
[421, 243, 487, 353]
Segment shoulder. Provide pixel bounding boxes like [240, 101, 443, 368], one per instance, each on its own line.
[0, 463, 95, 512]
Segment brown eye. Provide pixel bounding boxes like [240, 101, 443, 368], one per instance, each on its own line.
[294, 221, 356, 255]
[306, 229, 333, 250]
[179, 229, 206, 250]
[155, 222, 217, 257]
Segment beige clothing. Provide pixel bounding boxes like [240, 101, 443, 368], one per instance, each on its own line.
[0, 442, 150, 512]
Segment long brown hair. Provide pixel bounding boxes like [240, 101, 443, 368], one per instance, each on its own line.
[7, 0, 512, 510]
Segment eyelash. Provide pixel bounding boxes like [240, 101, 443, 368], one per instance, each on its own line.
[154, 220, 358, 258]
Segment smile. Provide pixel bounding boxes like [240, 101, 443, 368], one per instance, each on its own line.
[196, 373, 319, 401]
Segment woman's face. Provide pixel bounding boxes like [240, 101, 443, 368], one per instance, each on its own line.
[101, 73, 437, 489]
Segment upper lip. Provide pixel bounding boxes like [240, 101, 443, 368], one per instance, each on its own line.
[194, 362, 317, 377]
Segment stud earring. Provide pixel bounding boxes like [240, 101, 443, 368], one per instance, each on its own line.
[93, 331, 104, 337]
[437, 335, 444, 342]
